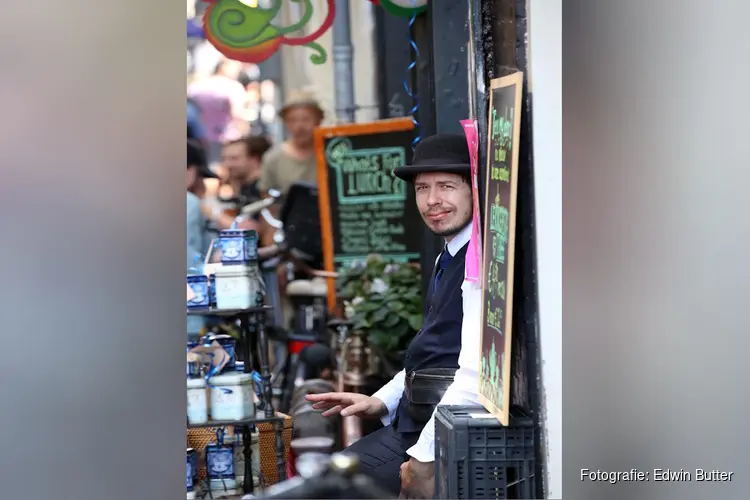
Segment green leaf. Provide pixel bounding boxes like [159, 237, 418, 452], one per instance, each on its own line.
[358, 301, 380, 313]
[369, 331, 384, 343]
[383, 313, 401, 328]
[388, 301, 405, 312]
[395, 322, 411, 337]
[408, 314, 423, 331]
[372, 306, 389, 323]
[351, 313, 370, 331]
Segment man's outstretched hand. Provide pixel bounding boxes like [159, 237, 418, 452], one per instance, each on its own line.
[305, 392, 388, 418]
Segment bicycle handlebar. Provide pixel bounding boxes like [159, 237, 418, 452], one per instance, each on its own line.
[241, 188, 282, 213]
[241, 197, 277, 217]
[257, 244, 283, 262]
[260, 208, 284, 229]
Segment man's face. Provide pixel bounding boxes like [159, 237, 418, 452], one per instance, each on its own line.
[222, 142, 254, 182]
[283, 106, 321, 145]
[414, 172, 472, 238]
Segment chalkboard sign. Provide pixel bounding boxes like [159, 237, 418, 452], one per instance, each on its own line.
[478, 72, 523, 426]
[315, 118, 422, 308]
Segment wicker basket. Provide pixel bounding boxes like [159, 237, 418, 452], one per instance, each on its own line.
[186, 414, 292, 486]
[257, 413, 293, 486]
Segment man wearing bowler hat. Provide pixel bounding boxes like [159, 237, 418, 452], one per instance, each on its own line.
[307, 133, 474, 496]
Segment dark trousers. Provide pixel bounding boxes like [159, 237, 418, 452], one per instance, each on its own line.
[344, 424, 420, 495]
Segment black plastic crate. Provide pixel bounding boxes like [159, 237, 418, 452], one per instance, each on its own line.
[435, 405, 535, 499]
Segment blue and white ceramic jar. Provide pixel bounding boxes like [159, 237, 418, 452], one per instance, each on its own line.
[218, 229, 258, 265]
[187, 378, 208, 424]
[187, 451, 195, 499]
[208, 372, 255, 421]
[214, 264, 264, 310]
[206, 443, 237, 492]
[187, 275, 210, 309]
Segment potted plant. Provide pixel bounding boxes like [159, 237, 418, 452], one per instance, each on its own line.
[336, 254, 423, 370]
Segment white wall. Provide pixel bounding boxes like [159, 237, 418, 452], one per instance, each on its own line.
[527, 0, 562, 497]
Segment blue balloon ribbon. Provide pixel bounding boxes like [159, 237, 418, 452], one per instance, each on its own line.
[205, 357, 233, 394]
[403, 0, 421, 151]
[251, 371, 263, 397]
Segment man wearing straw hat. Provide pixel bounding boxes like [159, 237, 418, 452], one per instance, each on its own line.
[307, 133, 479, 497]
[258, 89, 324, 197]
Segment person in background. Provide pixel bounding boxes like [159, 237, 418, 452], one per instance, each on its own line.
[199, 189, 251, 232]
[187, 58, 249, 165]
[222, 135, 272, 206]
[187, 98, 206, 147]
[194, 138, 262, 233]
[187, 140, 217, 260]
[258, 89, 323, 197]
[298, 343, 337, 382]
[306, 134, 475, 497]
[187, 140, 218, 339]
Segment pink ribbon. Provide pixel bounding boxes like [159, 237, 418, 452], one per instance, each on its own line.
[460, 119, 482, 283]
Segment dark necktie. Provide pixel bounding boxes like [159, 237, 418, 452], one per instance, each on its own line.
[433, 247, 453, 292]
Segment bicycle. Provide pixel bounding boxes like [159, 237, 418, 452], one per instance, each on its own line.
[243, 183, 338, 414]
[254, 451, 394, 500]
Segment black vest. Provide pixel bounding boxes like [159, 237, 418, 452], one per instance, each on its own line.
[394, 243, 467, 434]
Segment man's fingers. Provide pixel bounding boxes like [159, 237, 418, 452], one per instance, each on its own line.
[305, 392, 349, 403]
[311, 402, 336, 410]
[305, 392, 336, 401]
[340, 402, 369, 417]
[321, 405, 343, 417]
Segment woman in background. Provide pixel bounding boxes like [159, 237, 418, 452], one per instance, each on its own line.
[187, 59, 249, 165]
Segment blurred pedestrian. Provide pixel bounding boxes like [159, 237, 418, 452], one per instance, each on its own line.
[187, 140, 217, 260]
[187, 139, 218, 339]
[188, 58, 249, 165]
[223, 135, 272, 206]
[258, 89, 324, 196]
[187, 97, 207, 147]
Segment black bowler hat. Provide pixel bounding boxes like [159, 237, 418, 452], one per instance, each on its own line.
[392, 133, 470, 182]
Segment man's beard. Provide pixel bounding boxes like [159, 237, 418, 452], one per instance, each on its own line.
[293, 136, 314, 148]
[433, 212, 472, 238]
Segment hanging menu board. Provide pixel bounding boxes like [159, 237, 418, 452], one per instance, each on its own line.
[315, 118, 422, 309]
[478, 72, 524, 426]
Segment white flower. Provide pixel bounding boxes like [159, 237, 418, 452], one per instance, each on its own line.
[371, 278, 389, 294]
[343, 301, 355, 319]
[384, 264, 400, 274]
[351, 296, 364, 306]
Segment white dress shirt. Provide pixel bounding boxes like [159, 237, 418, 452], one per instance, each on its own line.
[371, 223, 480, 462]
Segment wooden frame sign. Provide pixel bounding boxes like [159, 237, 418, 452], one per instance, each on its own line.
[478, 72, 524, 426]
[315, 118, 421, 310]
